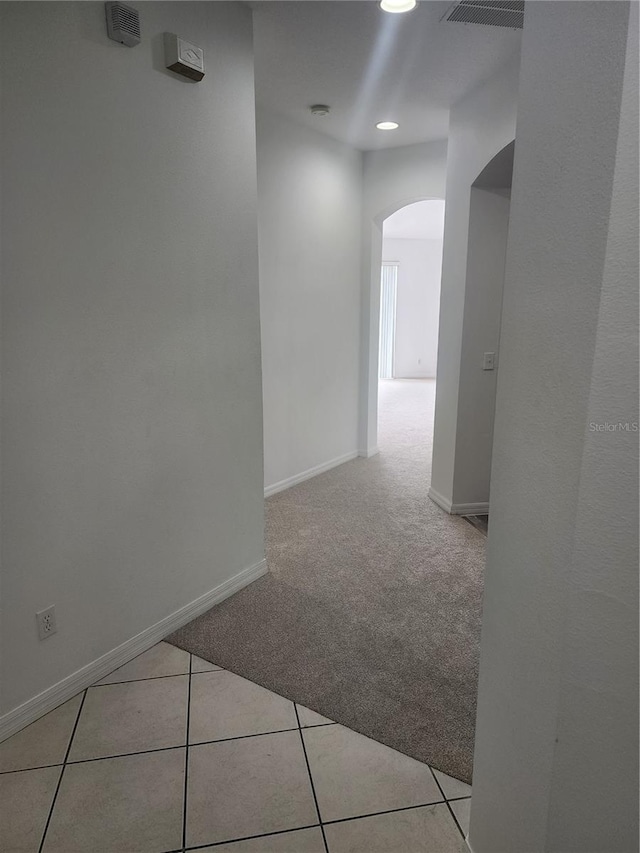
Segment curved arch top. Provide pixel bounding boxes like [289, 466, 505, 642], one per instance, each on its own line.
[373, 195, 446, 228]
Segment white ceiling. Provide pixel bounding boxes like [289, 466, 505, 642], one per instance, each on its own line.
[251, 1, 521, 151]
[383, 199, 445, 239]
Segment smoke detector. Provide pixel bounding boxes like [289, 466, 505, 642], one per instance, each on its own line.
[105, 2, 141, 47]
[442, 0, 524, 29]
[310, 105, 330, 117]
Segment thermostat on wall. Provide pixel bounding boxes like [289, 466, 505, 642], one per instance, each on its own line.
[164, 33, 205, 81]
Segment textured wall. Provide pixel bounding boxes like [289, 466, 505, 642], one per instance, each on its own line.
[470, 3, 638, 851]
[0, 2, 264, 715]
[452, 188, 510, 507]
[430, 54, 519, 507]
[256, 108, 363, 491]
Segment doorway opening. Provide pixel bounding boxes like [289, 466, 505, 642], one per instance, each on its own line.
[376, 199, 445, 461]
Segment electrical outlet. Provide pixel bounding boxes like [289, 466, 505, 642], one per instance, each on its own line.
[36, 606, 57, 641]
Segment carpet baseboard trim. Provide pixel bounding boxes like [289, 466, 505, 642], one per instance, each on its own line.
[0, 558, 268, 743]
[358, 446, 380, 458]
[429, 488, 489, 516]
[264, 452, 359, 497]
[451, 501, 490, 516]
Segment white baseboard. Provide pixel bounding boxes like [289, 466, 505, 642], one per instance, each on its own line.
[358, 447, 380, 458]
[452, 501, 490, 516]
[429, 487, 489, 516]
[264, 451, 359, 497]
[429, 486, 453, 513]
[0, 558, 268, 743]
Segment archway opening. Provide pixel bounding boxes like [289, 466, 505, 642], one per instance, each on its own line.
[376, 199, 445, 460]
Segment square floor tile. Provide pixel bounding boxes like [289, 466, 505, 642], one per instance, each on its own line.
[0, 695, 82, 773]
[189, 670, 297, 744]
[198, 827, 325, 852]
[324, 804, 463, 853]
[450, 798, 471, 836]
[186, 730, 317, 847]
[191, 654, 222, 673]
[42, 748, 184, 853]
[95, 642, 190, 685]
[0, 765, 62, 852]
[296, 704, 334, 727]
[432, 768, 471, 801]
[303, 724, 442, 823]
[68, 676, 188, 762]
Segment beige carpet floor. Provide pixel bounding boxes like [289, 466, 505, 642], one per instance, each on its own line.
[168, 380, 486, 783]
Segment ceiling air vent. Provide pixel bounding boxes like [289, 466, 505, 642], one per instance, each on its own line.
[442, 0, 524, 29]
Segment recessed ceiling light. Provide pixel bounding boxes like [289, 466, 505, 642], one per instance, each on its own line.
[380, 0, 417, 13]
[376, 121, 399, 130]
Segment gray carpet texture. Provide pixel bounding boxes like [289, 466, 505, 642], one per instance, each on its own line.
[168, 380, 486, 783]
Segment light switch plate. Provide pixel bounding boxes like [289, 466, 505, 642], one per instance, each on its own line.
[483, 352, 496, 370]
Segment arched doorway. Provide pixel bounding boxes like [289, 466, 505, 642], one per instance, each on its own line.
[360, 195, 445, 458]
[430, 140, 514, 520]
[376, 199, 445, 458]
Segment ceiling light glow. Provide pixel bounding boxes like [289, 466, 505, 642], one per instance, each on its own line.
[380, 0, 417, 13]
[376, 121, 399, 130]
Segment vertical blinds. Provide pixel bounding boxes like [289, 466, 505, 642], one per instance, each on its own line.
[379, 263, 398, 379]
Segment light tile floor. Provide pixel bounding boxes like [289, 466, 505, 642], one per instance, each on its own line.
[0, 642, 472, 853]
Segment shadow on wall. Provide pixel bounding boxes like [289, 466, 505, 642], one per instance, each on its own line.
[456, 140, 514, 506]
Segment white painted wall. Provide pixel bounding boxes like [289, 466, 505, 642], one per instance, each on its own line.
[256, 108, 362, 493]
[0, 2, 264, 718]
[429, 54, 519, 509]
[452, 188, 510, 507]
[470, 3, 638, 852]
[381, 238, 442, 378]
[360, 141, 447, 454]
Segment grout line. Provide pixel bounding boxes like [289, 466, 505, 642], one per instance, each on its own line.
[448, 795, 471, 802]
[188, 726, 302, 748]
[189, 669, 224, 676]
[38, 689, 87, 853]
[430, 767, 467, 840]
[294, 704, 330, 853]
[322, 799, 446, 827]
[0, 722, 336, 777]
[0, 761, 64, 776]
[7, 723, 339, 777]
[182, 823, 321, 851]
[447, 801, 467, 840]
[182, 654, 193, 852]
[90, 671, 196, 688]
[182, 800, 453, 851]
[66, 743, 186, 766]
[61, 726, 304, 769]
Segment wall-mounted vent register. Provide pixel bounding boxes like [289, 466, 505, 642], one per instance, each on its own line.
[105, 1, 141, 47]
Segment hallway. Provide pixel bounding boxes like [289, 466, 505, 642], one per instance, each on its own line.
[170, 380, 486, 784]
